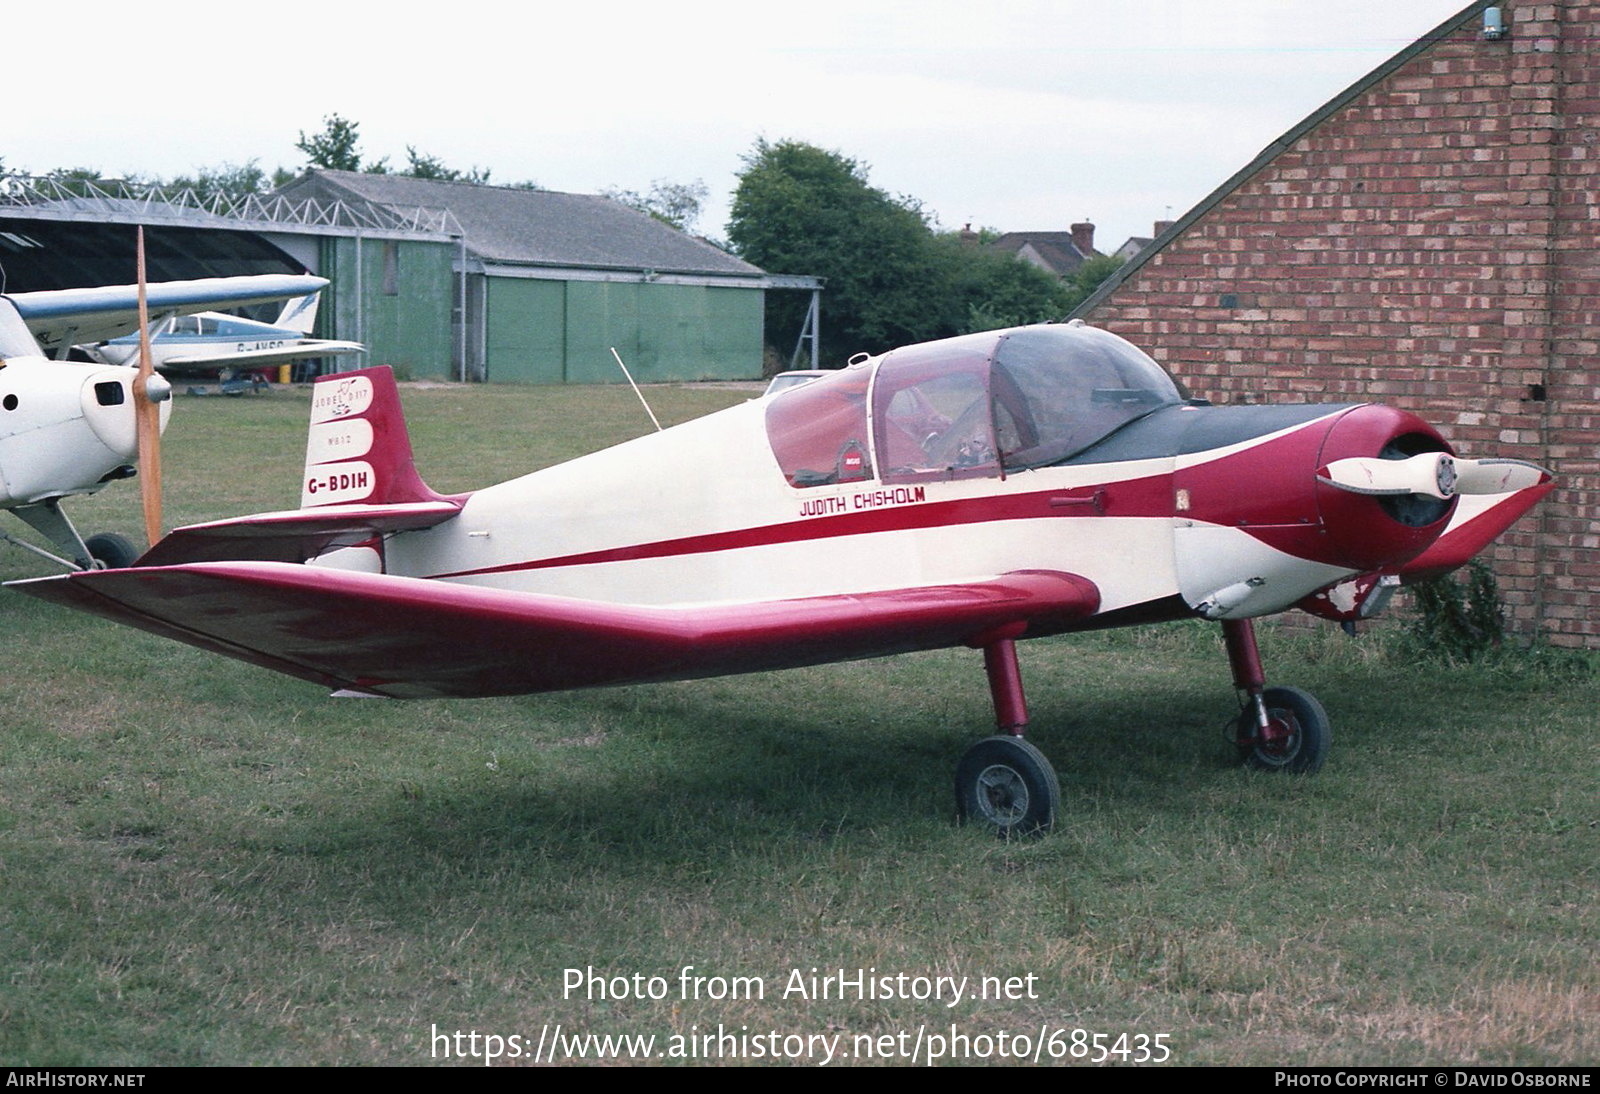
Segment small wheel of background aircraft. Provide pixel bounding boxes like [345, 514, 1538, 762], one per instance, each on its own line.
[11, 323, 1553, 836]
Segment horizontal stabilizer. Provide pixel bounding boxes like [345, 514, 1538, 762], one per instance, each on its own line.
[10, 565, 1100, 699]
[1398, 479, 1556, 583]
[135, 501, 464, 567]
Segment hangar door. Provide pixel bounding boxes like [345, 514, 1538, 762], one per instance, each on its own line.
[484, 277, 762, 384]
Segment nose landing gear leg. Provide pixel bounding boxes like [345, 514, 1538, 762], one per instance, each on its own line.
[1222, 618, 1330, 774]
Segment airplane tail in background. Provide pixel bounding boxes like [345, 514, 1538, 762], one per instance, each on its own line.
[275, 292, 321, 334]
[302, 366, 450, 508]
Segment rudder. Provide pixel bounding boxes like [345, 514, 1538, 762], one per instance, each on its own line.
[301, 366, 446, 508]
[275, 292, 321, 334]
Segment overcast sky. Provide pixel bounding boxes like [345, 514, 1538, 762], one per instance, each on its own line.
[9, 0, 1473, 251]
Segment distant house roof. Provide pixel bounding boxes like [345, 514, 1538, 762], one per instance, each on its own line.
[1111, 236, 1152, 262]
[273, 169, 764, 280]
[989, 223, 1100, 277]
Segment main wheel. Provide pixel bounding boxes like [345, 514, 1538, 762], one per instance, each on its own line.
[1239, 686, 1330, 774]
[955, 736, 1060, 838]
[84, 532, 139, 570]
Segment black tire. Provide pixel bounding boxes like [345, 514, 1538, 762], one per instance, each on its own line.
[84, 532, 139, 570]
[955, 736, 1060, 838]
[1240, 686, 1330, 775]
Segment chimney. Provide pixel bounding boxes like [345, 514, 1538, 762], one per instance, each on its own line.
[959, 222, 980, 247]
[1070, 221, 1096, 255]
[1153, 219, 1175, 237]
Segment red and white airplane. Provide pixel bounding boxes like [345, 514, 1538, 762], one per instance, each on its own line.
[11, 322, 1553, 835]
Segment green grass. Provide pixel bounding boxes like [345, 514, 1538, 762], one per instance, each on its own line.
[1, 382, 1594, 1066]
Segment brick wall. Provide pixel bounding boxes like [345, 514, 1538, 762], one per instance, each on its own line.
[1083, 0, 1598, 648]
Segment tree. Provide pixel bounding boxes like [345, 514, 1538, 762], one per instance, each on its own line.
[404, 146, 491, 184]
[296, 114, 361, 171]
[164, 161, 270, 204]
[1059, 253, 1124, 313]
[603, 178, 709, 234]
[728, 139, 947, 362]
[940, 238, 1077, 333]
[728, 138, 1090, 362]
[39, 166, 140, 198]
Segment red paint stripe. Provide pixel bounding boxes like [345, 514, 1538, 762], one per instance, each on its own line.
[427, 416, 1342, 581]
[430, 475, 1177, 580]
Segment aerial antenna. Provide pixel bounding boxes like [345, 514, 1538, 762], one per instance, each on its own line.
[610, 346, 662, 432]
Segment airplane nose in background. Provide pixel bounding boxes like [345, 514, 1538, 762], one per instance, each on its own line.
[80, 368, 168, 460]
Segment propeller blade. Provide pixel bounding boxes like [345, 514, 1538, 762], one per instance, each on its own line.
[1319, 452, 1552, 501]
[133, 228, 164, 548]
[1452, 457, 1550, 495]
[1318, 452, 1457, 499]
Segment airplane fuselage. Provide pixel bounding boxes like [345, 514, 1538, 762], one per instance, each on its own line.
[0, 355, 170, 509]
[83, 309, 361, 375]
[374, 324, 1454, 628]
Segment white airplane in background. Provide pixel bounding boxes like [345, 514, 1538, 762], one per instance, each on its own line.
[1, 272, 328, 569]
[76, 290, 364, 377]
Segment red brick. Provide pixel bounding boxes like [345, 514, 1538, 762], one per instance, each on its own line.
[1085, 0, 1600, 648]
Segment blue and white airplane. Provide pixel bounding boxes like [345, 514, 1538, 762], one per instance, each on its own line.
[77, 290, 364, 376]
[2, 274, 328, 569]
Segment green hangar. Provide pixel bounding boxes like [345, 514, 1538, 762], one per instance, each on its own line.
[4, 170, 811, 384]
[276, 170, 777, 384]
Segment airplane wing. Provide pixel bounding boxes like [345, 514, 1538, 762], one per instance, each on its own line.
[10, 564, 1100, 699]
[162, 340, 367, 370]
[8, 275, 330, 354]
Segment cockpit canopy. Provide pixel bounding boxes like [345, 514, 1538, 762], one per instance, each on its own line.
[766, 322, 1184, 488]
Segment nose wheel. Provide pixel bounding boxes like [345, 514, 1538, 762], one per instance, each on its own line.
[1237, 685, 1330, 774]
[1223, 619, 1331, 775]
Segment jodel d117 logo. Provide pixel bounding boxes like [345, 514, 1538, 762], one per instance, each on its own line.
[302, 377, 377, 505]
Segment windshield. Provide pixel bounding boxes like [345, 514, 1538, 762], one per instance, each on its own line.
[765, 323, 1184, 487]
[990, 323, 1182, 469]
[872, 332, 1001, 482]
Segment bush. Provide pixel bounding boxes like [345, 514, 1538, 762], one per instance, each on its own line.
[1403, 560, 1504, 661]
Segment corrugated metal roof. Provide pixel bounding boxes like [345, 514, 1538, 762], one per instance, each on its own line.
[275, 170, 763, 278]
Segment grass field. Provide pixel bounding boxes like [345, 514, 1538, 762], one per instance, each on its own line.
[1, 381, 1594, 1067]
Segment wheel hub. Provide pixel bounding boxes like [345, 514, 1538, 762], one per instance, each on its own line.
[975, 764, 1029, 825]
[1254, 713, 1298, 759]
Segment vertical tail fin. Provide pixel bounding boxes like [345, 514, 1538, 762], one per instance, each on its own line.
[275, 292, 321, 334]
[301, 366, 447, 508]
